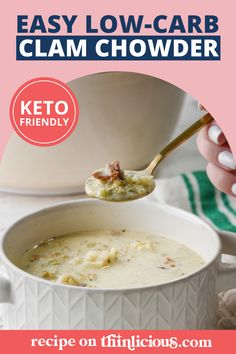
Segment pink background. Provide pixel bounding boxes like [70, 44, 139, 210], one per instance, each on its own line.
[0, 0, 234, 159]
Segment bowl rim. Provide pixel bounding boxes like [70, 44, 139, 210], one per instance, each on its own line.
[0, 198, 221, 293]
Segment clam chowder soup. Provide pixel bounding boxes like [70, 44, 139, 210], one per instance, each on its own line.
[85, 161, 155, 201]
[17, 230, 204, 288]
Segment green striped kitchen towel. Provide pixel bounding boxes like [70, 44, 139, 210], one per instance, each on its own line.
[152, 171, 236, 233]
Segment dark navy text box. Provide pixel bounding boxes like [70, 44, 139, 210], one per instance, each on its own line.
[16, 35, 221, 60]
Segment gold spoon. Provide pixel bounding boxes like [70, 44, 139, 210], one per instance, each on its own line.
[85, 113, 213, 202]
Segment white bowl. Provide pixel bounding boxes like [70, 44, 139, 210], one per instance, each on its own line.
[0, 199, 236, 329]
[0, 72, 185, 195]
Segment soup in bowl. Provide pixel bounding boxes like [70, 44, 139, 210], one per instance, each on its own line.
[0, 199, 236, 329]
[16, 229, 204, 289]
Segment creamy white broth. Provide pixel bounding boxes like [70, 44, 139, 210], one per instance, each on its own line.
[85, 161, 155, 201]
[85, 170, 155, 201]
[16, 230, 204, 289]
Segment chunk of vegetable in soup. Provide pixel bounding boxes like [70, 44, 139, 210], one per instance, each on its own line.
[85, 161, 155, 201]
[16, 230, 204, 289]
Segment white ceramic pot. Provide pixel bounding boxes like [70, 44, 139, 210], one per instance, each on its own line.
[0, 72, 185, 195]
[0, 199, 236, 329]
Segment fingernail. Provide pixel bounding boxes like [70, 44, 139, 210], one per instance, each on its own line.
[198, 103, 206, 111]
[218, 151, 236, 170]
[231, 184, 236, 195]
[208, 125, 223, 145]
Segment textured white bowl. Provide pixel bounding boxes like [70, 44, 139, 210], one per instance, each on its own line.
[1, 199, 236, 329]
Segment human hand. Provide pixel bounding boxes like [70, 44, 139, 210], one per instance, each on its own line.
[197, 106, 236, 197]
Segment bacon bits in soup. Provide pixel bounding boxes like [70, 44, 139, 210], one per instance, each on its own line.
[85, 161, 155, 201]
[16, 230, 204, 289]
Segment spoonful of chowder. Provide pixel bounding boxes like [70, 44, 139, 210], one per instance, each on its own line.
[85, 113, 213, 202]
